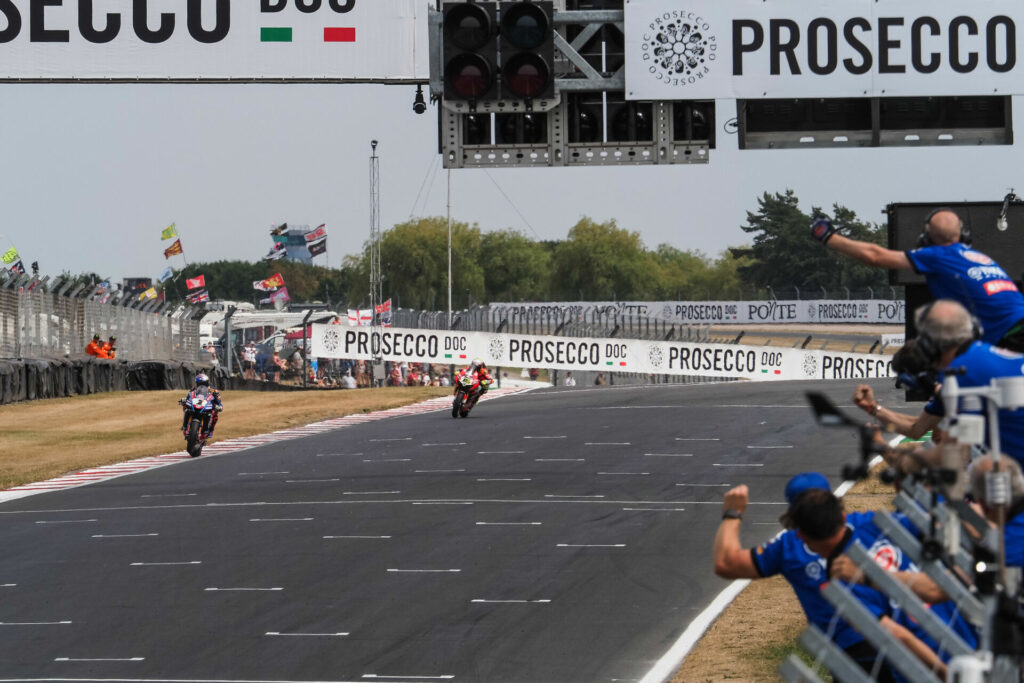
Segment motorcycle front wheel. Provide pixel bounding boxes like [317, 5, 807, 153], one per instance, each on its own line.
[186, 419, 202, 457]
[452, 393, 463, 419]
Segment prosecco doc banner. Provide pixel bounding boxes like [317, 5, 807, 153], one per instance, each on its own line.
[310, 325, 895, 382]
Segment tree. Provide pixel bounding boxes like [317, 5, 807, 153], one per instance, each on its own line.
[550, 218, 650, 300]
[651, 246, 745, 300]
[480, 229, 552, 302]
[736, 190, 887, 293]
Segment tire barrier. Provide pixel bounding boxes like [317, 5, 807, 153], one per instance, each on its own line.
[0, 357, 301, 405]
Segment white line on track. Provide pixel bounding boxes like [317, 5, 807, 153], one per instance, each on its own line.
[536, 458, 584, 462]
[545, 494, 604, 498]
[675, 438, 720, 441]
[622, 508, 686, 512]
[250, 518, 314, 522]
[414, 469, 466, 473]
[205, 587, 283, 592]
[746, 445, 793, 449]
[585, 442, 631, 446]
[370, 438, 412, 442]
[386, 569, 460, 573]
[475, 522, 542, 526]
[324, 535, 392, 539]
[0, 620, 71, 625]
[362, 675, 454, 680]
[676, 483, 730, 487]
[597, 472, 649, 476]
[644, 453, 692, 457]
[238, 472, 290, 476]
[557, 543, 626, 548]
[477, 478, 531, 482]
[478, 450, 525, 454]
[92, 533, 159, 538]
[421, 443, 466, 446]
[713, 463, 763, 467]
[523, 435, 566, 439]
[54, 657, 144, 662]
[365, 459, 411, 463]
[266, 631, 349, 637]
[412, 502, 474, 505]
[471, 599, 551, 604]
[286, 479, 340, 483]
[1, 584, 15, 587]
[317, 452, 364, 457]
[130, 561, 201, 566]
[344, 491, 400, 495]
[35, 519, 97, 524]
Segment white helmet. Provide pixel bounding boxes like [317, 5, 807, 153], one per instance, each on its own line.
[471, 358, 484, 370]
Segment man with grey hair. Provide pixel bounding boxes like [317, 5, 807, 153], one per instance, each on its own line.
[871, 300, 1024, 470]
[810, 208, 1024, 351]
[967, 455, 1024, 569]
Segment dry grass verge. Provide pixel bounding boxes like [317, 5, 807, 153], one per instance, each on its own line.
[0, 387, 450, 490]
[672, 470, 895, 682]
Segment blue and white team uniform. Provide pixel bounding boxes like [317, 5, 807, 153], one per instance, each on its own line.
[924, 341, 1024, 467]
[1005, 501, 1024, 569]
[753, 511, 977, 666]
[907, 243, 1024, 346]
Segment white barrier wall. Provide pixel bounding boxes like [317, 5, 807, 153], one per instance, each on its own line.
[490, 300, 906, 325]
[311, 325, 894, 382]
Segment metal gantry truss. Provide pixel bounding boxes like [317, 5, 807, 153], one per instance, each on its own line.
[429, 4, 713, 168]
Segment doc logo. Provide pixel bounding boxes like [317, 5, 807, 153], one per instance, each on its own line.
[640, 11, 717, 88]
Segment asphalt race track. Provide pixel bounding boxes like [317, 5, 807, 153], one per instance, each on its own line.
[0, 378, 907, 683]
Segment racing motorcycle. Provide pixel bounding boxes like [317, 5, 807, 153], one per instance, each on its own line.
[180, 387, 217, 457]
[452, 374, 492, 418]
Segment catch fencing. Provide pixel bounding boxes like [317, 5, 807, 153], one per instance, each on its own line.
[0, 273, 202, 362]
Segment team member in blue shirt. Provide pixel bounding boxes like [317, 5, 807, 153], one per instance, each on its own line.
[713, 473, 948, 680]
[811, 208, 1024, 352]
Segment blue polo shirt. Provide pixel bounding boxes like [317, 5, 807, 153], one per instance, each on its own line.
[924, 341, 1024, 466]
[907, 243, 1024, 344]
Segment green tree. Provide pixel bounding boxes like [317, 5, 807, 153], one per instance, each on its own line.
[651, 246, 745, 300]
[550, 218, 650, 300]
[480, 229, 552, 301]
[736, 190, 887, 293]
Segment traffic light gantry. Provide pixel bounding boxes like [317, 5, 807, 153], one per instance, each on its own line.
[429, 0, 715, 168]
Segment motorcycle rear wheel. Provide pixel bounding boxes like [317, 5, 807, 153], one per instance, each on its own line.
[186, 419, 202, 458]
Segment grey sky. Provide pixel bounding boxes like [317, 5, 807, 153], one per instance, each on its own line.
[1, 82, 1020, 284]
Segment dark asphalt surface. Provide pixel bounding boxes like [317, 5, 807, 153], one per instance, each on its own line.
[0, 378, 909, 683]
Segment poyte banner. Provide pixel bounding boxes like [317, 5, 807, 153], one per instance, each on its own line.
[490, 300, 906, 325]
[625, 0, 1023, 100]
[310, 325, 895, 381]
[0, 1, 427, 82]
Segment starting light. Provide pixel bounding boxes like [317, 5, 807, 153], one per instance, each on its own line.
[499, 1, 554, 103]
[442, 2, 498, 104]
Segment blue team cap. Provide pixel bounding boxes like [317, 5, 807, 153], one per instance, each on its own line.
[784, 472, 830, 507]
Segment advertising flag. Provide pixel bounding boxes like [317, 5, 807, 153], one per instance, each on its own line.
[139, 287, 157, 301]
[307, 237, 327, 256]
[304, 224, 327, 242]
[262, 273, 285, 290]
[8, 260, 25, 274]
[158, 266, 174, 283]
[160, 223, 178, 240]
[375, 298, 392, 314]
[163, 239, 183, 259]
[270, 223, 289, 236]
[1, 247, 18, 264]
[185, 274, 206, 290]
[269, 287, 291, 303]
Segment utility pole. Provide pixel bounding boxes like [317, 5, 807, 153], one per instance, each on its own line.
[369, 140, 382, 329]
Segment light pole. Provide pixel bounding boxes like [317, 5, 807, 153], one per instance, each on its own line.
[447, 168, 452, 330]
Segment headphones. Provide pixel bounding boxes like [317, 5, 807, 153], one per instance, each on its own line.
[918, 207, 972, 247]
[911, 300, 983, 369]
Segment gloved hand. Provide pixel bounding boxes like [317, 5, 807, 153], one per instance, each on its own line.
[216, 405, 224, 412]
[810, 217, 838, 245]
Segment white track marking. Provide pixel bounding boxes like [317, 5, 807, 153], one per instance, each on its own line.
[92, 534, 159, 538]
[597, 472, 649, 476]
[622, 508, 686, 512]
[475, 522, 542, 526]
[414, 469, 466, 473]
[476, 478, 531, 482]
[364, 459, 411, 463]
[471, 599, 551, 604]
[746, 445, 793, 449]
[0, 620, 72, 625]
[644, 453, 693, 457]
[523, 435, 566, 439]
[585, 442, 631, 446]
[250, 518, 314, 522]
[675, 438, 720, 441]
[286, 479, 340, 483]
[545, 494, 604, 498]
[205, 587, 283, 592]
[266, 632, 349, 637]
[478, 450, 525, 454]
[557, 543, 626, 548]
[421, 443, 466, 447]
[141, 493, 197, 498]
[324, 535, 392, 539]
[370, 438, 412, 442]
[344, 491, 400, 496]
[676, 483, 730, 487]
[35, 519, 97, 524]
[54, 657, 144, 662]
[386, 569, 460, 573]
[317, 452, 364, 457]
[238, 472, 289, 476]
[1, 584, 15, 587]
[536, 458, 584, 462]
[130, 561, 201, 566]
[713, 463, 764, 467]
[362, 676, 454, 681]
[412, 502, 474, 505]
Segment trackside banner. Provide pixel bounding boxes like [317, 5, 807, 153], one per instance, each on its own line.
[310, 325, 895, 381]
[625, 0, 1023, 99]
[490, 300, 906, 325]
[0, 0, 427, 82]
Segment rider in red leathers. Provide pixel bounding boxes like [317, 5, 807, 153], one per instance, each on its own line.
[455, 358, 494, 397]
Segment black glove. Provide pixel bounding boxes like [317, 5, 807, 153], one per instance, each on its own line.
[810, 217, 838, 245]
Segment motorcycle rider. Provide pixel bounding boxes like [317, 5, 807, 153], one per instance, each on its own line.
[455, 358, 494, 397]
[180, 372, 224, 436]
